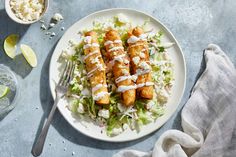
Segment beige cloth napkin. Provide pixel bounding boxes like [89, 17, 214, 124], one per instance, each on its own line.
[113, 44, 236, 157]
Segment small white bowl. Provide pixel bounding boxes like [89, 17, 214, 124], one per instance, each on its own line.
[5, 0, 49, 25]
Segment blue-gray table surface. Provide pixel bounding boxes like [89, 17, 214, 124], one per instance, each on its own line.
[0, 0, 236, 157]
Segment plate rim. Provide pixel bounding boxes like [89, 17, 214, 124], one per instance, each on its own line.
[49, 8, 186, 142]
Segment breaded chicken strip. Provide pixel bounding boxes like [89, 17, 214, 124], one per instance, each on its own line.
[104, 30, 136, 106]
[127, 27, 153, 99]
[83, 31, 110, 105]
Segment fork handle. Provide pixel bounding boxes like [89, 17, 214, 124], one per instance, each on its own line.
[31, 97, 59, 157]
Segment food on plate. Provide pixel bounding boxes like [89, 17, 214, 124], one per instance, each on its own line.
[64, 14, 174, 136]
[104, 30, 136, 106]
[83, 31, 110, 105]
[127, 27, 153, 99]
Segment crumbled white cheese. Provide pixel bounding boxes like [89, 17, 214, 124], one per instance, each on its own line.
[91, 56, 100, 64]
[97, 64, 105, 71]
[84, 36, 92, 44]
[117, 103, 127, 112]
[45, 31, 51, 35]
[157, 89, 169, 103]
[132, 56, 140, 65]
[77, 103, 84, 113]
[117, 13, 129, 24]
[131, 75, 138, 82]
[145, 101, 155, 110]
[50, 32, 56, 37]
[107, 72, 112, 77]
[123, 59, 129, 64]
[149, 47, 156, 55]
[60, 50, 70, 59]
[74, 70, 81, 77]
[81, 88, 91, 96]
[78, 85, 83, 90]
[162, 42, 175, 49]
[98, 109, 110, 119]
[52, 13, 63, 22]
[111, 127, 123, 136]
[122, 123, 129, 130]
[10, 0, 45, 21]
[140, 52, 146, 58]
[68, 39, 78, 47]
[139, 61, 150, 70]
[40, 24, 46, 30]
[49, 23, 55, 28]
[121, 69, 129, 75]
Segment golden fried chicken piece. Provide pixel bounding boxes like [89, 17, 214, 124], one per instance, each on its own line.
[127, 27, 153, 99]
[83, 31, 109, 105]
[104, 30, 136, 106]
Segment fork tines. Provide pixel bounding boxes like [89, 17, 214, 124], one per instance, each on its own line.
[58, 61, 75, 87]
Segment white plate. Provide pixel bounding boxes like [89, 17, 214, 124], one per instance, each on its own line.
[49, 8, 186, 142]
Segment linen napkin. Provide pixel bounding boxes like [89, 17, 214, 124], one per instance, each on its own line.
[113, 44, 236, 157]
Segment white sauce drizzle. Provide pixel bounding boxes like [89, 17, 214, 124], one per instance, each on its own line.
[117, 85, 137, 93]
[92, 84, 107, 93]
[116, 75, 138, 83]
[136, 82, 154, 88]
[113, 54, 126, 62]
[139, 34, 147, 39]
[108, 54, 126, 67]
[83, 50, 99, 61]
[84, 36, 92, 43]
[134, 68, 151, 76]
[115, 76, 132, 83]
[108, 46, 124, 52]
[132, 56, 140, 65]
[114, 40, 122, 44]
[127, 34, 147, 44]
[140, 52, 146, 58]
[104, 40, 122, 46]
[127, 36, 139, 44]
[90, 56, 100, 64]
[123, 59, 129, 64]
[87, 64, 105, 78]
[83, 43, 99, 49]
[121, 69, 129, 75]
[139, 61, 151, 70]
[129, 43, 146, 49]
[93, 92, 109, 101]
[141, 48, 146, 52]
[104, 40, 113, 46]
[87, 67, 98, 78]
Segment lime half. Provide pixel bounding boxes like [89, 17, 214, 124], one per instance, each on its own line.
[20, 44, 38, 67]
[3, 34, 19, 59]
[0, 85, 10, 99]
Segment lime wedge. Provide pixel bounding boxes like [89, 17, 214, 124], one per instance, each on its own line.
[0, 85, 10, 99]
[20, 44, 38, 67]
[3, 34, 19, 59]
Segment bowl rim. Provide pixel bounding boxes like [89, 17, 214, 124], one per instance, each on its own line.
[4, 0, 49, 25]
[0, 64, 19, 116]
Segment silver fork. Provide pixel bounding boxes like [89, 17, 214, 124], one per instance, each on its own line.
[32, 61, 75, 157]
